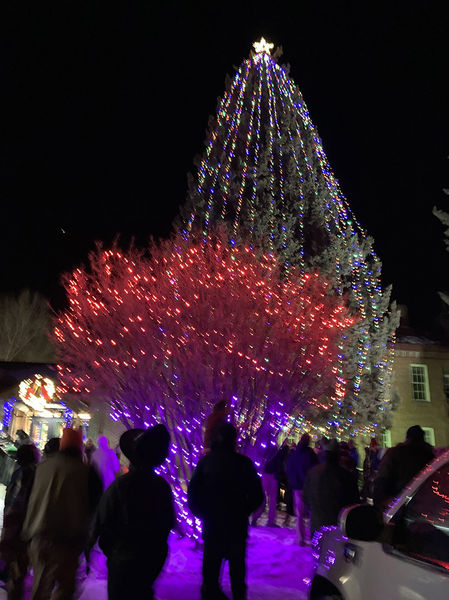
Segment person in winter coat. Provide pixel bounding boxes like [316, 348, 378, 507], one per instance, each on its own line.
[203, 399, 229, 452]
[339, 441, 357, 474]
[277, 443, 295, 527]
[0, 444, 40, 600]
[251, 442, 288, 527]
[188, 423, 264, 600]
[90, 424, 175, 600]
[14, 430, 32, 449]
[373, 425, 435, 508]
[22, 428, 102, 600]
[361, 437, 381, 501]
[286, 434, 318, 545]
[43, 437, 60, 459]
[91, 435, 120, 490]
[347, 439, 359, 469]
[303, 439, 360, 536]
[83, 438, 96, 465]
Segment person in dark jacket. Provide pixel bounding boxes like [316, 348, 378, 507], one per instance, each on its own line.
[83, 438, 96, 465]
[251, 442, 288, 527]
[347, 439, 359, 469]
[14, 431, 32, 449]
[372, 425, 434, 508]
[0, 444, 40, 600]
[286, 434, 318, 544]
[188, 423, 264, 600]
[361, 437, 381, 501]
[43, 437, 60, 459]
[303, 439, 360, 536]
[90, 424, 175, 600]
[203, 399, 229, 452]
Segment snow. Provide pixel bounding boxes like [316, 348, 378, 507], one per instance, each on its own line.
[0, 480, 314, 599]
[81, 522, 313, 600]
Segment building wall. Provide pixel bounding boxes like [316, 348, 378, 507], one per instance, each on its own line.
[389, 342, 449, 448]
[86, 400, 127, 458]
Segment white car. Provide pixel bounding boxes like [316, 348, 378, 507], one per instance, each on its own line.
[309, 450, 449, 600]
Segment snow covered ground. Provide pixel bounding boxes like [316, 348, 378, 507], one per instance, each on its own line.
[82, 522, 313, 600]
[0, 483, 314, 599]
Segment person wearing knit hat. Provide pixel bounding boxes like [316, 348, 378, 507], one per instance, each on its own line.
[90, 423, 175, 600]
[59, 427, 83, 452]
[22, 428, 102, 599]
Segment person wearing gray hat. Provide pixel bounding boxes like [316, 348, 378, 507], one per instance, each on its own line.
[303, 439, 360, 536]
[90, 424, 175, 600]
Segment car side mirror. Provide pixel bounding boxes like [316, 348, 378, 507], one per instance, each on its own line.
[340, 504, 384, 541]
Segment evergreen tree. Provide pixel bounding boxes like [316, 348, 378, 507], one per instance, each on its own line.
[433, 189, 449, 306]
[180, 38, 399, 435]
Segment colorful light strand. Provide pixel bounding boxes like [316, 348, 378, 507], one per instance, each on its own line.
[183, 39, 399, 435]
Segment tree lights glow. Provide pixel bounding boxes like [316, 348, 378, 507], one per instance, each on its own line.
[182, 39, 399, 433]
[54, 230, 353, 536]
[253, 37, 274, 55]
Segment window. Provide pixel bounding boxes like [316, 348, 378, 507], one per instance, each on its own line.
[422, 427, 435, 446]
[382, 430, 391, 448]
[391, 463, 449, 570]
[410, 364, 430, 402]
[443, 374, 449, 398]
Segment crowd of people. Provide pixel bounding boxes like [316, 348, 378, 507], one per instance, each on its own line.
[0, 399, 439, 600]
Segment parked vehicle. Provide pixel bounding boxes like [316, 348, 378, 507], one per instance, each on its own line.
[309, 450, 449, 600]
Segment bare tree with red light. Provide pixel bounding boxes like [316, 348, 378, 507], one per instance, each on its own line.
[54, 229, 353, 536]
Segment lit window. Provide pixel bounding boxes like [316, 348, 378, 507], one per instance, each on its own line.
[382, 430, 391, 448]
[410, 364, 430, 402]
[422, 427, 435, 446]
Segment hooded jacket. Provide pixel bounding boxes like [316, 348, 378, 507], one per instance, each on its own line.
[91, 436, 121, 490]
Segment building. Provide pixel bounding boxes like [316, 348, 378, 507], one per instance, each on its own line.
[0, 362, 93, 448]
[388, 336, 449, 449]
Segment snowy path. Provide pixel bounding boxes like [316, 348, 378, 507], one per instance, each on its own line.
[0, 484, 313, 599]
[81, 522, 313, 600]
[0, 522, 313, 599]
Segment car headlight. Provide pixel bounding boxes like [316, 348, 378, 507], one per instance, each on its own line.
[344, 542, 358, 564]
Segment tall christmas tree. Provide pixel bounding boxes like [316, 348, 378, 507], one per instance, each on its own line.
[181, 38, 399, 436]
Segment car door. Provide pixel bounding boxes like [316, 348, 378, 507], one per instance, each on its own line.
[364, 461, 449, 600]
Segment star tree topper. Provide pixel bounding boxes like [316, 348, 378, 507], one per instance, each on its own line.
[253, 37, 274, 55]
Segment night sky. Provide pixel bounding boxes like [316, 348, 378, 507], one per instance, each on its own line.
[1, 2, 449, 335]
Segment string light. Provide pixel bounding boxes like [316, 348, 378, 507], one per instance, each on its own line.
[55, 230, 354, 536]
[184, 39, 398, 436]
